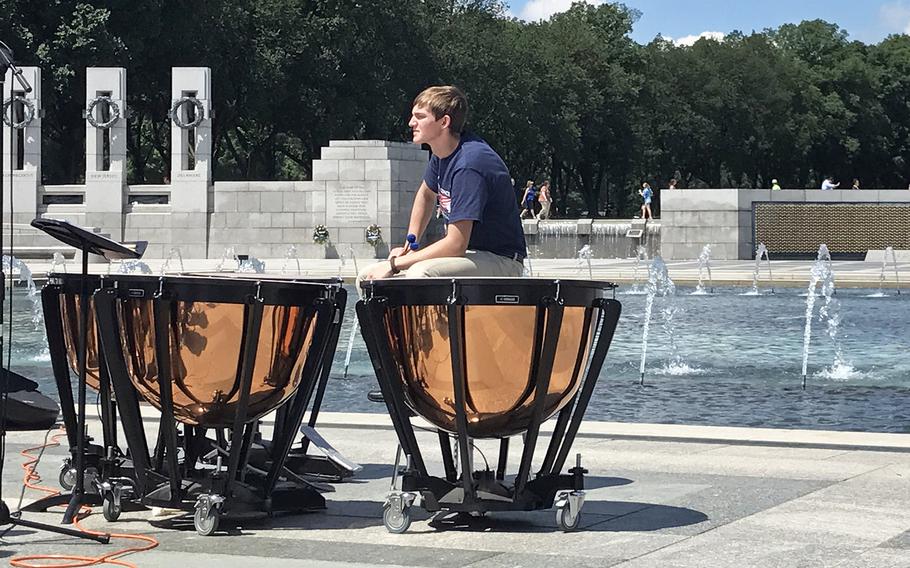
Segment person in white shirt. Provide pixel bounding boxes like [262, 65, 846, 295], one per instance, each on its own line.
[820, 177, 840, 190]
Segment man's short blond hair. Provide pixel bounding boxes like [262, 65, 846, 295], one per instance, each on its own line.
[413, 85, 468, 134]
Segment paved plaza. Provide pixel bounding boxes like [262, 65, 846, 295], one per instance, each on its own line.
[2, 412, 909, 567]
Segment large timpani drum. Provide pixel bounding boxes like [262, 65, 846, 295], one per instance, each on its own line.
[357, 277, 622, 532]
[90, 274, 344, 534]
[93, 274, 341, 425]
[365, 278, 608, 437]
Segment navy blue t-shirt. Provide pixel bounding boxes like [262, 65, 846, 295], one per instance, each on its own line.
[423, 133, 526, 260]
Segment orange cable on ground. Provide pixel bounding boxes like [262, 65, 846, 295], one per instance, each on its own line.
[9, 427, 159, 568]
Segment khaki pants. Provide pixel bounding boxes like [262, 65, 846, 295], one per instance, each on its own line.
[538, 201, 551, 220]
[356, 250, 524, 294]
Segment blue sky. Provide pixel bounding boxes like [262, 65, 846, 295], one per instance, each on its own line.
[505, 1, 910, 44]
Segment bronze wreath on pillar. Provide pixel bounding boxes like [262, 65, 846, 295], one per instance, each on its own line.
[170, 96, 206, 129]
[1, 95, 36, 129]
[85, 96, 121, 129]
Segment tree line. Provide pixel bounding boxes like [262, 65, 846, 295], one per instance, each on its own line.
[3, 0, 909, 217]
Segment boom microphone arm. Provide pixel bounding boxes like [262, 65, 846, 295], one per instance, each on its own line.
[0, 41, 32, 93]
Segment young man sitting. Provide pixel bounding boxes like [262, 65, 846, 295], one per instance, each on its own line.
[358, 86, 526, 284]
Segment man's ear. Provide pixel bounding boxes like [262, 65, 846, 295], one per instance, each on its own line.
[440, 114, 452, 130]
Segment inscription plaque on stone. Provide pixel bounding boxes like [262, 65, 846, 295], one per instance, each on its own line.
[328, 184, 373, 224]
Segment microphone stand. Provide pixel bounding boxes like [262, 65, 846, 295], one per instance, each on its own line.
[0, 40, 109, 543]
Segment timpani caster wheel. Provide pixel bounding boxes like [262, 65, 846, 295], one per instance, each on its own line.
[102, 492, 122, 522]
[383, 504, 411, 534]
[194, 504, 220, 536]
[556, 503, 581, 532]
[59, 465, 77, 491]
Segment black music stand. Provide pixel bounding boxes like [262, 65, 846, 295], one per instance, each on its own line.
[29, 218, 146, 524]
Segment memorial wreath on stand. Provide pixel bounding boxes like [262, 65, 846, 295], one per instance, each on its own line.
[312, 224, 330, 245]
[365, 224, 383, 246]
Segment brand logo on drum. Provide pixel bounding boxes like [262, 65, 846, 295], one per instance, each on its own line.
[494, 294, 519, 304]
[128, 289, 145, 298]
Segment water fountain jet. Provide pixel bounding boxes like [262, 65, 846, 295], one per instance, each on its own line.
[745, 243, 773, 295]
[874, 246, 902, 297]
[50, 252, 67, 274]
[693, 244, 713, 295]
[216, 246, 238, 272]
[281, 244, 302, 275]
[626, 245, 647, 295]
[238, 256, 266, 273]
[576, 245, 594, 280]
[116, 260, 152, 274]
[639, 256, 675, 385]
[801, 244, 841, 389]
[343, 246, 361, 379]
[160, 247, 185, 274]
[3, 255, 42, 329]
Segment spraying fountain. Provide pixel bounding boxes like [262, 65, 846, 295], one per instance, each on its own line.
[116, 260, 152, 274]
[281, 244, 302, 275]
[342, 246, 361, 378]
[3, 255, 42, 329]
[524, 246, 534, 277]
[49, 251, 67, 274]
[692, 244, 713, 295]
[348, 245, 359, 275]
[887, 246, 902, 295]
[872, 246, 902, 297]
[216, 246, 239, 272]
[160, 246, 185, 274]
[744, 243, 773, 295]
[800, 244, 848, 389]
[238, 256, 266, 273]
[338, 245, 360, 281]
[576, 244, 594, 280]
[660, 295, 687, 375]
[639, 256, 676, 385]
[626, 245, 648, 295]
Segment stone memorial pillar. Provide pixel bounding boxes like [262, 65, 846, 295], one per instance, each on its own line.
[168, 67, 211, 257]
[316, 140, 428, 259]
[84, 67, 127, 239]
[2, 66, 41, 224]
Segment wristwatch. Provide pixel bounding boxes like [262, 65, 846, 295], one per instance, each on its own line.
[389, 256, 400, 275]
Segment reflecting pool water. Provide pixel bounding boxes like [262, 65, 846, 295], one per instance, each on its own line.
[8, 285, 910, 433]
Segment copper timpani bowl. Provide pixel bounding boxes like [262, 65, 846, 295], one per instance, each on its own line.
[101, 274, 341, 427]
[362, 278, 614, 438]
